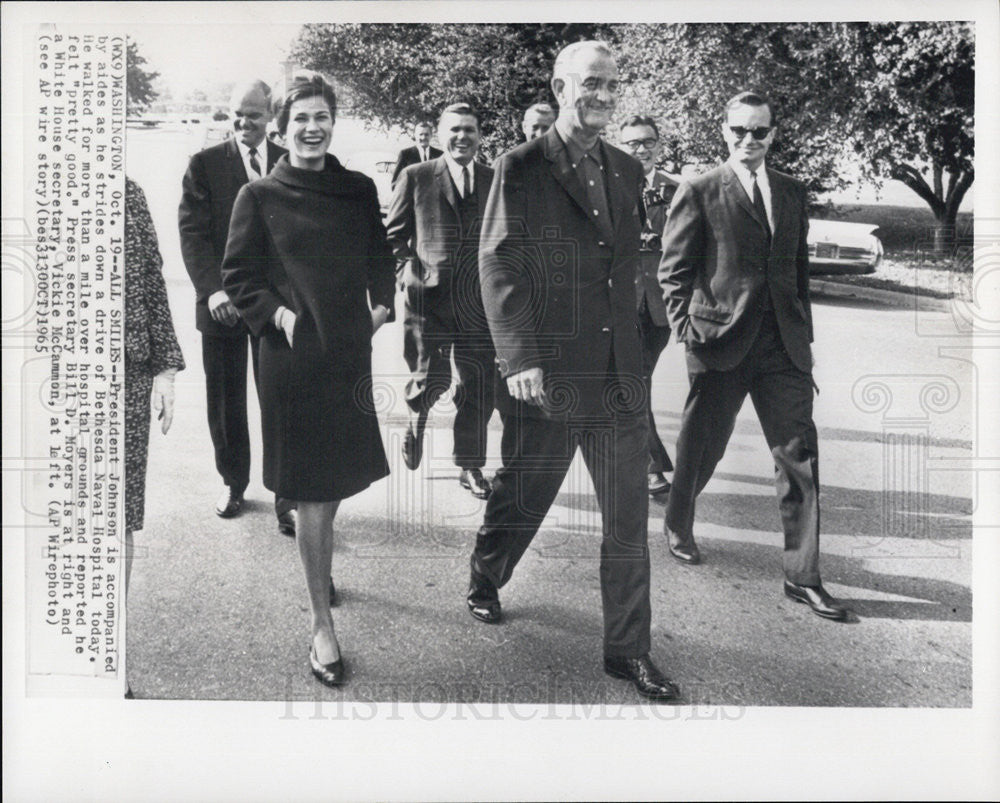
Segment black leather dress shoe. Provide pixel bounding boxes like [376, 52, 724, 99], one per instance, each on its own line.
[402, 415, 426, 470]
[215, 487, 244, 518]
[277, 509, 297, 536]
[459, 468, 492, 499]
[604, 654, 680, 702]
[467, 570, 502, 623]
[328, 577, 338, 607]
[648, 472, 671, 496]
[784, 580, 849, 621]
[664, 524, 701, 565]
[309, 645, 345, 687]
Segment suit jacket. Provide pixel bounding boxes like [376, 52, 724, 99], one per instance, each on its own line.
[178, 136, 286, 337]
[385, 156, 494, 300]
[658, 162, 813, 373]
[391, 144, 443, 186]
[479, 127, 647, 419]
[636, 168, 679, 326]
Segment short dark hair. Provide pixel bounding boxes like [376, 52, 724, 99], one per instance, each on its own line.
[620, 115, 659, 141]
[275, 71, 337, 136]
[723, 90, 775, 126]
[413, 119, 434, 131]
[439, 103, 480, 128]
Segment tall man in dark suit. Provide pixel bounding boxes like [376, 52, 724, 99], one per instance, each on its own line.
[658, 90, 848, 621]
[467, 41, 679, 701]
[178, 79, 294, 533]
[391, 120, 443, 187]
[385, 103, 496, 499]
[620, 115, 678, 497]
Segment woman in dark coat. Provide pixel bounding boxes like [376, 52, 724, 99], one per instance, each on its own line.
[222, 72, 395, 687]
[124, 176, 186, 589]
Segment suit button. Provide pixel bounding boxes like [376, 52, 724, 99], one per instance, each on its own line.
[601, 326, 611, 333]
[598, 241, 606, 246]
[608, 278, 613, 288]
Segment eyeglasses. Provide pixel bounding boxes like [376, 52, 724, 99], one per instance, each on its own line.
[728, 126, 772, 141]
[623, 138, 658, 151]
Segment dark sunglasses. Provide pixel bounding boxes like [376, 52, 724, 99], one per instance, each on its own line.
[728, 125, 772, 141]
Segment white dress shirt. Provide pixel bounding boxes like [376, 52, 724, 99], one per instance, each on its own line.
[235, 138, 268, 181]
[443, 152, 475, 198]
[728, 157, 773, 233]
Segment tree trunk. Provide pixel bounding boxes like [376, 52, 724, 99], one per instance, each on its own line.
[892, 162, 972, 256]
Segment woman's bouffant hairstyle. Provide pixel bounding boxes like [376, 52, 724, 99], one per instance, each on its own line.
[275, 70, 337, 136]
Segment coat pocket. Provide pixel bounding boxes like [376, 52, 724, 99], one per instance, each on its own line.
[688, 301, 733, 324]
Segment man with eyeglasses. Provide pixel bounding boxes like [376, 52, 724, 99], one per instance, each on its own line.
[620, 115, 678, 498]
[658, 90, 849, 621]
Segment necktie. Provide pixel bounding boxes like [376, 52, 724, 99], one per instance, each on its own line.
[422, 148, 428, 162]
[462, 166, 471, 199]
[750, 171, 769, 234]
[248, 147, 262, 178]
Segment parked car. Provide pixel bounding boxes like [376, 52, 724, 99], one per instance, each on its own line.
[807, 219, 883, 274]
[342, 150, 397, 215]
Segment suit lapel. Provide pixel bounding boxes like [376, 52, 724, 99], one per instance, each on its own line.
[264, 140, 284, 173]
[603, 143, 632, 239]
[722, 163, 769, 236]
[434, 157, 460, 217]
[474, 163, 490, 220]
[225, 137, 250, 190]
[766, 168, 788, 237]
[543, 129, 596, 229]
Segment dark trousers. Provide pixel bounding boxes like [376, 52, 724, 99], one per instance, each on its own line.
[472, 408, 652, 657]
[201, 331, 292, 516]
[403, 284, 496, 469]
[664, 313, 821, 585]
[638, 302, 674, 475]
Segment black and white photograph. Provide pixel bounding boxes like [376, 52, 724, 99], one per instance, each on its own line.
[3, 1, 998, 800]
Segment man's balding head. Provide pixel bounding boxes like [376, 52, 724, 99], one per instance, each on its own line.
[229, 80, 273, 148]
[551, 41, 619, 136]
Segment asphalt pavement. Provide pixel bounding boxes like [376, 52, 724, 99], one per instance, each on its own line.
[124, 124, 973, 707]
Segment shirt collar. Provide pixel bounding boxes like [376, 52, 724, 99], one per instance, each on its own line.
[236, 137, 264, 160]
[728, 157, 769, 189]
[559, 129, 605, 171]
[442, 150, 475, 194]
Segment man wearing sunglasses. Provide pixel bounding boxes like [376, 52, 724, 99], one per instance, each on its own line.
[620, 115, 678, 498]
[658, 90, 849, 621]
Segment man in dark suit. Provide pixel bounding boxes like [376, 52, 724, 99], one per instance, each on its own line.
[620, 115, 679, 498]
[391, 120, 443, 187]
[467, 41, 679, 701]
[384, 103, 496, 499]
[658, 90, 848, 621]
[178, 79, 294, 533]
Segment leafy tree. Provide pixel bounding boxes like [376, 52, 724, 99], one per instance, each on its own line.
[613, 23, 857, 196]
[834, 22, 973, 251]
[289, 23, 611, 160]
[613, 22, 973, 250]
[125, 39, 159, 117]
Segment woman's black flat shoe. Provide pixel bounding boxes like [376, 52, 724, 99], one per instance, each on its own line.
[309, 645, 345, 687]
